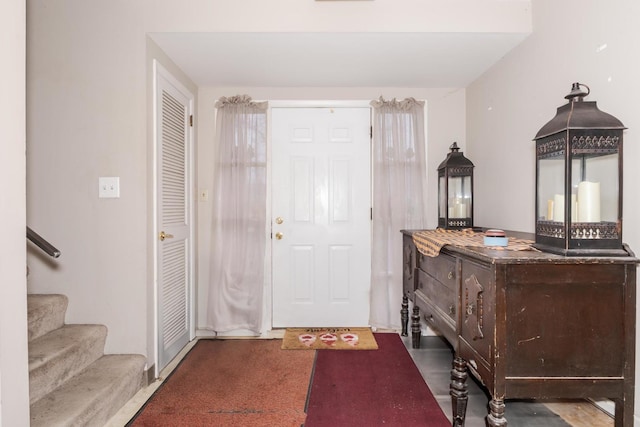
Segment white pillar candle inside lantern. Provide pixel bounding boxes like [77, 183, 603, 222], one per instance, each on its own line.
[578, 181, 601, 222]
[553, 194, 564, 222]
[551, 194, 577, 222]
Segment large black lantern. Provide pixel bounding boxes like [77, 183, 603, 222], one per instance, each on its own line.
[438, 142, 474, 229]
[533, 82, 627, 256]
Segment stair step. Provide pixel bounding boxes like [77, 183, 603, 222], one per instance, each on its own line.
[29, 324, 107, 404]
[30, 354, 147, 427]
[28, 294, 68, 341]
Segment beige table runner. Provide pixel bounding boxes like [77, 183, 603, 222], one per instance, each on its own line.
[412, 228, 535, 257]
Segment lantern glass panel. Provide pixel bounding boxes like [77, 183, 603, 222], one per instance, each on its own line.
[571, 153, 618, 224]
[438, 175, 446, 218]
[538, 155, 565, 222]
[448, 176, 472, 219]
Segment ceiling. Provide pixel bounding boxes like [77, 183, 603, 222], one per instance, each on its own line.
[150, 32, 530, 88]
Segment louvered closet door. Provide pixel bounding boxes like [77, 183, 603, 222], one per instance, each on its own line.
[155, 63, 193, 372]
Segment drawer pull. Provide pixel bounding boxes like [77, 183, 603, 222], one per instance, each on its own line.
[449, 305, 456, 315]
[448, 271, 454, 280]
[466, 302, 475, 316]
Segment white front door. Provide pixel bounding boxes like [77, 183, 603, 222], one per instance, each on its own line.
[271, 107, 371, 327]
[154, 62, 194, 372]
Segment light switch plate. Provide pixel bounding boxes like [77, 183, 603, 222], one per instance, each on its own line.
[99, 176, 120, 198]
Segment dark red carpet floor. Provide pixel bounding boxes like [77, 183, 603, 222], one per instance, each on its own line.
[304, 332, 450, 426]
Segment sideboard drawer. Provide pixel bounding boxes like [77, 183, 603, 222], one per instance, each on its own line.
[419, 252, 457, 291]
[416, 268, 456, 322]
[414, 290, 456, 345]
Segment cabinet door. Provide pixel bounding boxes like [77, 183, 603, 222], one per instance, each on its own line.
[459, 260, 494, 365]
[402, 234, 416, 296]
[504, 263, 626, 378]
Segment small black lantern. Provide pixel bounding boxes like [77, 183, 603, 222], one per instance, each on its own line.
[533, 82, 627, 256]
[438, 142, 474, 229]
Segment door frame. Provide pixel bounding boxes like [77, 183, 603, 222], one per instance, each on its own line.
[152, 60, 196, 376]
[265, 101, 373, 333]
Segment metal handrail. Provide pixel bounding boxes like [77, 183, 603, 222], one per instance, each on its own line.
[26, 227, 61, 258]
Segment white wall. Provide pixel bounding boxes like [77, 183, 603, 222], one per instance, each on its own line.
[195, 87, 466, 329]
[466, 0, 640, 419]
[1, 0, 30, 424]
[27, 1, 150, 357]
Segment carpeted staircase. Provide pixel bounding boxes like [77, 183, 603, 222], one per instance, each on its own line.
[28, 294, 146, 426]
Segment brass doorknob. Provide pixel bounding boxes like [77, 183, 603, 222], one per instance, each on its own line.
[159, 231, 174, 241]
[275, 217, 284, 224]
[275, 232, 283, 240]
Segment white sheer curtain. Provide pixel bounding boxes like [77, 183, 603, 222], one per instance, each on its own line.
[207, 95, 268, 333]
[370, 97, 428, 330]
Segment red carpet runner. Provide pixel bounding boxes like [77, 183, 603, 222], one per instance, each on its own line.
[304, 332, 450, 426]
[128, 339, 314, 426]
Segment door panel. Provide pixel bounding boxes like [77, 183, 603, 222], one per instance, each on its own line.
[272, 107, 371, 327]
[155, 63, 193, 372]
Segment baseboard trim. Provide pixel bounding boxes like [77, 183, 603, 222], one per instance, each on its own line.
[144, 364, 155, 386]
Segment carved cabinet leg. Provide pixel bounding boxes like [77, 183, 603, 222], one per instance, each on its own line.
[450, 356, 468, 427]
[487, 398, 507, 427]
[411, 306, 421, 348]
[401, 295, 409, 336]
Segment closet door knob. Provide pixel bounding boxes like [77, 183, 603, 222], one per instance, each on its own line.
[159, 231, 174, 241]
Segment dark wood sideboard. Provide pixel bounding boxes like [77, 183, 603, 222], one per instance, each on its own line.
[401, 229, 638, 427]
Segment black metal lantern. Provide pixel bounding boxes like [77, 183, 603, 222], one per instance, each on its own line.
[438, 142, 474, 229]
[533, 82, 627, 256]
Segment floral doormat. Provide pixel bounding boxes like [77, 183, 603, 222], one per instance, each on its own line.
[281, 327, 378, 350]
